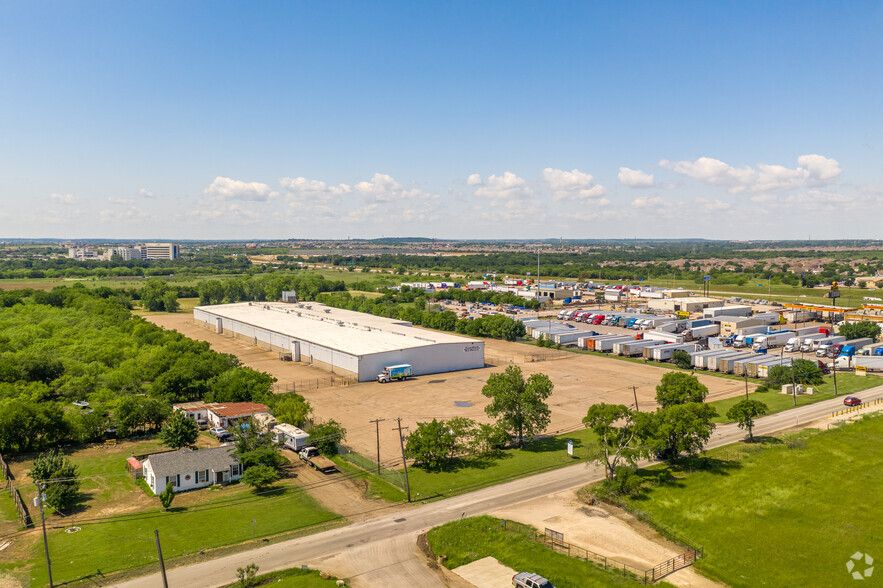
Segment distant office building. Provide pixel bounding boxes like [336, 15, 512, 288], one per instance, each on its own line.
[68, 247, 99, 260]
[141, 243, 179, 260]
[102, 243, 179, 261]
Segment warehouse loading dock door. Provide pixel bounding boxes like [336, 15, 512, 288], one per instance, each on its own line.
[292, 341, 301, 362]
[216, 318, 223, 334]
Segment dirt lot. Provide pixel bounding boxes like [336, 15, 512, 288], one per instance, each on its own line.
[146, 314, 750, 463]
[491, 489, 722, 587]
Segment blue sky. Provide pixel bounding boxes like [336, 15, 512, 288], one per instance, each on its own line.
[2, 1, 881, 240]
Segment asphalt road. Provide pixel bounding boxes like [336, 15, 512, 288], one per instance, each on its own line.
[113, 385, 883, 588]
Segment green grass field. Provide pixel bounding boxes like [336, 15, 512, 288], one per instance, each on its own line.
[707, 372, 882, 423]
[3, 440, 341, 586]
[330, 457, 407, 502]
[428, 516, 669, 587]
[636, 277, 872, 307]
[404, 428, 593, 501]
[625, 414, 883, 587]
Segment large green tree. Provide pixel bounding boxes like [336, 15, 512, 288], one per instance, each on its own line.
[582, 404, 647, 481]
[642, 402, 717, 461]
[655, 372, 709, 408]
[270, 394, 312, 428]
[207, 368, 276, 404]
[405, 419, 458, 470]
[158, 411, 199, 449]
[306, 419, 347, 455]
[241, 465, 280, 491]
[29, 449, 81, 511]
[727, 399, 768, 441]
[481, 365, 553, 447]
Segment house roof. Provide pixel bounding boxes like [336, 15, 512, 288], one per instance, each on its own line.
[208, 402, 270, 418]
[173, 402, 212, 411]
[144, 446, 239, 477]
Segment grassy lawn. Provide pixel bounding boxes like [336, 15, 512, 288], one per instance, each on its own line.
[222, 566, 341, 587]
[28, 486, 340, 586]
[1, 439, 340, 586]
[624, 414, 883, 587]
[636, 277, 871, 307]
[428, 516, 669, 587]
[405, 429, 594, 500]
[708, 372, 882, 423]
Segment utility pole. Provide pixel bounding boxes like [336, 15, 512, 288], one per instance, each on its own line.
[744, 372, 749, 399]
[632, 386, 639, 411]
[369, 418, 385, 475]
[36, 483, 53, 588]
[394, 418, 411, 502]
[154, 530, 168, 588]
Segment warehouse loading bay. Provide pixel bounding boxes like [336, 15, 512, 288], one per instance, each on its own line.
[148, 313, 751, 463]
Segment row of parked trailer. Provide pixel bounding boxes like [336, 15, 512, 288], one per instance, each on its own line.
[555, 309, 673, 330]
[687, 348, 794, 377]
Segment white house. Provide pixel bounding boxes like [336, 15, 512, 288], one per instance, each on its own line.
[141, 446, 243, 495]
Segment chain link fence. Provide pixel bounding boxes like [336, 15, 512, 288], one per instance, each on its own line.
[337, 445, 406, 490]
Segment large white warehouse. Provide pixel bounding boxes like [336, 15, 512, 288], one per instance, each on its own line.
[193, 302, 485, 382]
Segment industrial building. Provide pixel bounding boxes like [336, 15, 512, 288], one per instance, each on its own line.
[193, 302, 485, 382]
[105, 242, 179, 260]
[648, 296, 724, 313]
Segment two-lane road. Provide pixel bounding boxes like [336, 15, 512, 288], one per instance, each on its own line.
[114, 385, 883, 587]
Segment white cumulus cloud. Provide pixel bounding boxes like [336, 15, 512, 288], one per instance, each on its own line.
[618, 167, 655, 188]
[473, 171, 533, 200]
[50, 193, 77, 205]
[279, 177, 352, 201]
[659, 154, 842, 193]
[203, 176, 277, 201]
[466, 173, 483, 186]
[138, 188, 156, 199]
[542, 168, 606, 200]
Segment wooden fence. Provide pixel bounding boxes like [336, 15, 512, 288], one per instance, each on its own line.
[0, 452, 33, 529]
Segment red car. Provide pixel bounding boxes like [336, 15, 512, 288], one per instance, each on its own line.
[843, 396, 862, 407]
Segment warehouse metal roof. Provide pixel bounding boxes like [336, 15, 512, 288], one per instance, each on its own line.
[195, 302, 481, 356]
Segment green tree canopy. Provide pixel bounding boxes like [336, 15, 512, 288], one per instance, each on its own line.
[306, 419, 347, 455]
[29, 449, 81, 511]
[641, 402, 717, 461]
[481, 365, 553, 447]
[582, 403, 647, 481]
[405, 419, 458, 471]
[837, 321, 881, 341]
[726, 399, 768, 441]
[270, 393, 312, 428]
[671, 349, 692, 370]
[157, 411, 199, 449]
[655, 372, 709, 409]
[241, 465, 280, 491]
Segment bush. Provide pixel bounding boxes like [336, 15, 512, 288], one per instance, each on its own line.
[671, 349, 692, 370]
[241, 465, 280, 491]
[590, 467, 643, 501]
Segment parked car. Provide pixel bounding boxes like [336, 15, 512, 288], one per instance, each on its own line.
[209, 427, 227, 437]
[513, 572, 554, 588]
[197, 419, 210, 430]
[843, 396, 862, 407]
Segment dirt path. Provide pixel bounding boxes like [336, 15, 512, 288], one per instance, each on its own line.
[280, 449, 402, 523]
[490, 489, 723, 587]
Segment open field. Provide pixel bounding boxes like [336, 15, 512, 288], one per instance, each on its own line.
[625, 414, 883, 587]
[0, 438, 341, 586]
[707, 372, 881, 423]
[144, 314, 749, 464]
[635, 277, 874, 307]
[428, 515, 664, 588]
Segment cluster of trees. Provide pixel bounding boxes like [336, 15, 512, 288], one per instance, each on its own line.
[197, 274, 346, 305]
[315, 291, 526, 341]
[766, 359, 825, 391]
[583, 372, 718, 486]
[838, 321, 882, 341]
[0, 287, 278, 454]
[29, 449, 81, 511]
[405, 366, 551, 470]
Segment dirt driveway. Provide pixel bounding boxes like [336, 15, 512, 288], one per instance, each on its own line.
[491, 489, 722, 587]
[146, 314, 750, 463]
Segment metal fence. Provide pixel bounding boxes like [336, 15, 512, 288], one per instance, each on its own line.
[337, 445, 407, 490]
[485, 348, 572, 366]
[539, 527, 697, 583]
[274, 374, 358, 394]
[0, 453, 33, 529]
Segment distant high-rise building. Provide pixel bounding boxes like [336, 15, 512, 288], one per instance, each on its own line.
[141, 243, 179, 260]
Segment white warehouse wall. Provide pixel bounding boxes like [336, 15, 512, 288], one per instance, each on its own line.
[359, 341, 485, 382]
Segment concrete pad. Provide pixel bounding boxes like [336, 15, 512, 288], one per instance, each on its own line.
[452, 556, 517, 588]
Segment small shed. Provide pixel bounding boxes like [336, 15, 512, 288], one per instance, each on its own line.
[127, 457, 143, 479]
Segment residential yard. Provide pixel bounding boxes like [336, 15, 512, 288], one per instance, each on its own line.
[0, 438, 341, 586]
[623, 414, 883, 587]
[428, 515, 671, 588]
[405, 428, 594, 501]
[707, 372, 882, 423]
